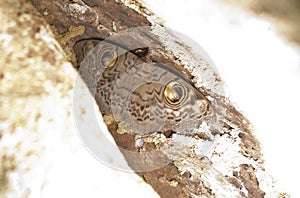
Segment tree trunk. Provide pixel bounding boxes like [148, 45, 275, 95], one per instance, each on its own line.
[3, 0, 289, 197]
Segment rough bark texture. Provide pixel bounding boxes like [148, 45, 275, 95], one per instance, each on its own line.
[0, 1, 157, 197]
[3, 0, 289, 197]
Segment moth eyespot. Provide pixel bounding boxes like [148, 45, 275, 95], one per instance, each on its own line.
[100, 48, 117, 68]
[164, 81, 185, 105]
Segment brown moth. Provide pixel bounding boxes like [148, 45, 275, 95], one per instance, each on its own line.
[73, 39, 216, 138]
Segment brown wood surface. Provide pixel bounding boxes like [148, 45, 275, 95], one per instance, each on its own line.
[28, 0, 285, 197]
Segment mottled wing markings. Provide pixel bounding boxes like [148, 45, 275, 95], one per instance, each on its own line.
[74, 39, 215, 137]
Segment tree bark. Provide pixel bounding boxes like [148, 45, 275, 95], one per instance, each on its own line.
[26, 0, 289, 197]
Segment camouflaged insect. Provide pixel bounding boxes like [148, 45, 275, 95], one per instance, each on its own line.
[74, 39, 216, 137]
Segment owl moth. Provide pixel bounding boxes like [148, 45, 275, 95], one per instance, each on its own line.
[73, 38, 217, 139]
